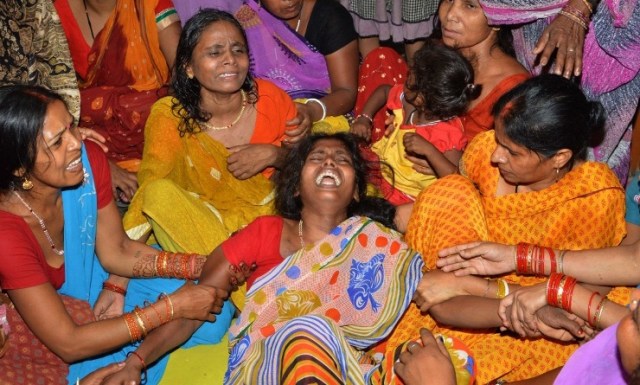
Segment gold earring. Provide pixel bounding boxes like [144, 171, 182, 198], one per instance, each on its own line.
[555, 168, 560, 183]
[492, 27, 501, 31]
[187, 73, 193, 79]
[21, 177, 33, 190]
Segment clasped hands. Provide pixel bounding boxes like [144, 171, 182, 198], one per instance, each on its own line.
[412, 243, 591, 341]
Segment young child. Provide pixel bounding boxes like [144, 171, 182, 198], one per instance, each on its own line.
[351, 42, 479, 205]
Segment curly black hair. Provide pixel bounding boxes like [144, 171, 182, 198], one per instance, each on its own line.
[171, 8, 258, 136]
[274, 133, 397, 229]
[405, 42, 480, 120]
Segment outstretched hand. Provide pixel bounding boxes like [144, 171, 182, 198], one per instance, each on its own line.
[534, 10, 587, 78]
[437, 241, 516, 276]
[394, 328, 456, 385]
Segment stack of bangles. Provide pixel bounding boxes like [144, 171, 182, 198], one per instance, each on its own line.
[515, 243, 566, 276]
[546, 273, 608, 329]
[122, 293, 175, 343]
[305, 98, 327, 122]
[154, 251, 203, 280]
[559, 0, 593, 31]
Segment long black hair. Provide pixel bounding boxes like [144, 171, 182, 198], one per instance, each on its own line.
[275, 133, 397, 229]
[171, 8, 258, 135]
[492, 74, 606, 167]
[0, 85, 66, 192]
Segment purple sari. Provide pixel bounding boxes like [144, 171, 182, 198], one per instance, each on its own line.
[176, 0, 331, 99]
[554, 323, 627, 385]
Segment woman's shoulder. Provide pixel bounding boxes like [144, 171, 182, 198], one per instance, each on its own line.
[573, 161, 624, 189]
[255, 79, 288, 97]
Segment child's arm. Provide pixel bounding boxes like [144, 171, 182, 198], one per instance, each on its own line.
[351, 84, 392, 142]
[403, 133, 460, 177]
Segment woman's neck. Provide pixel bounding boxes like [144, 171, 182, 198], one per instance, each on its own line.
[8, 187, 62, 218]
[299, 209, 347, 245]
[84, 0, 116, 15]
[200, 90, 246, 121]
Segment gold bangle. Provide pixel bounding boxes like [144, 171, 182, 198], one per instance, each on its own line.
[580, 0, 593, 13]
[557, 250, 566, 274]
[496, 279, 510, 299]
[133, 307, 148, 337]
[595, 298, 607, 329]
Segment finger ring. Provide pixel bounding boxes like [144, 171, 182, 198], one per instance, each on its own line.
[407, 342, 420, 353]
[567, 48, 575, 52]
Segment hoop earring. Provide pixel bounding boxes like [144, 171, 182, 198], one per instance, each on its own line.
[21, 177, 33, 190]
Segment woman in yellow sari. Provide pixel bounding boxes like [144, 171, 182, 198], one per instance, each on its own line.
[122, 9, 298, 384]
[384, 75, 629, 384]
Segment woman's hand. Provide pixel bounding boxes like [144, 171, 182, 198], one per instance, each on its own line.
[534, 10, 587, 78]
[534, 306, 588, 341]
[413, 270, 471, 313]
[108, 161, 138, 203]
[283, 105, 311, 145]
[437, 241, 516, 276]
[80, 362, 126, 385]
[79, 127, 109, 153]
[93, 290, 125, 320]
[170, 281, 227, 321]
[499, 283, 548, 336]
[293, 101, 317, 126]
[101, 359, 142, 385]
[394, 328, 456, 385]
[227, 143, 280, 179]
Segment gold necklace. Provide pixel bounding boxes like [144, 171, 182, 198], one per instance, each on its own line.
[298, 219, 305, 249]
[13, 191, 64, 256]
[199, 90, 247, 131]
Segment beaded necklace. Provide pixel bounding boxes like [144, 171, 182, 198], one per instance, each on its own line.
[13, 191, 64, 256]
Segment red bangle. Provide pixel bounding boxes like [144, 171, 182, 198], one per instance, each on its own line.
[516, 243, 530, 274]
[546, 273, 564, 307]
[586, 291, 599, 324]
[102, 281, 127, 296]
[561, 276, 577, 312]
[548, 248, 557, 274]
[127, 351, 148, 384]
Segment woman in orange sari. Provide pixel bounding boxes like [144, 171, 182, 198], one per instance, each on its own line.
[384, 75, 629, 384]
[54, 0, 181, 202]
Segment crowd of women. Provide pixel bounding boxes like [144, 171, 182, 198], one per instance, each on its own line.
[0, 0, 639, 384]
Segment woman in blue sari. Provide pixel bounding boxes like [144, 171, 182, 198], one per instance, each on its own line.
[0, 85, 232, 385]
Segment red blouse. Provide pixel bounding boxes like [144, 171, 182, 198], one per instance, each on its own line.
[0, 142, 112, 290]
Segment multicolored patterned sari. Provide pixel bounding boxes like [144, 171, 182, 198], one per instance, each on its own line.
[226, 216, 423, 384]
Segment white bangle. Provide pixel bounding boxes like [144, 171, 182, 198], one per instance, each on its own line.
[305, 98, 327, 122]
